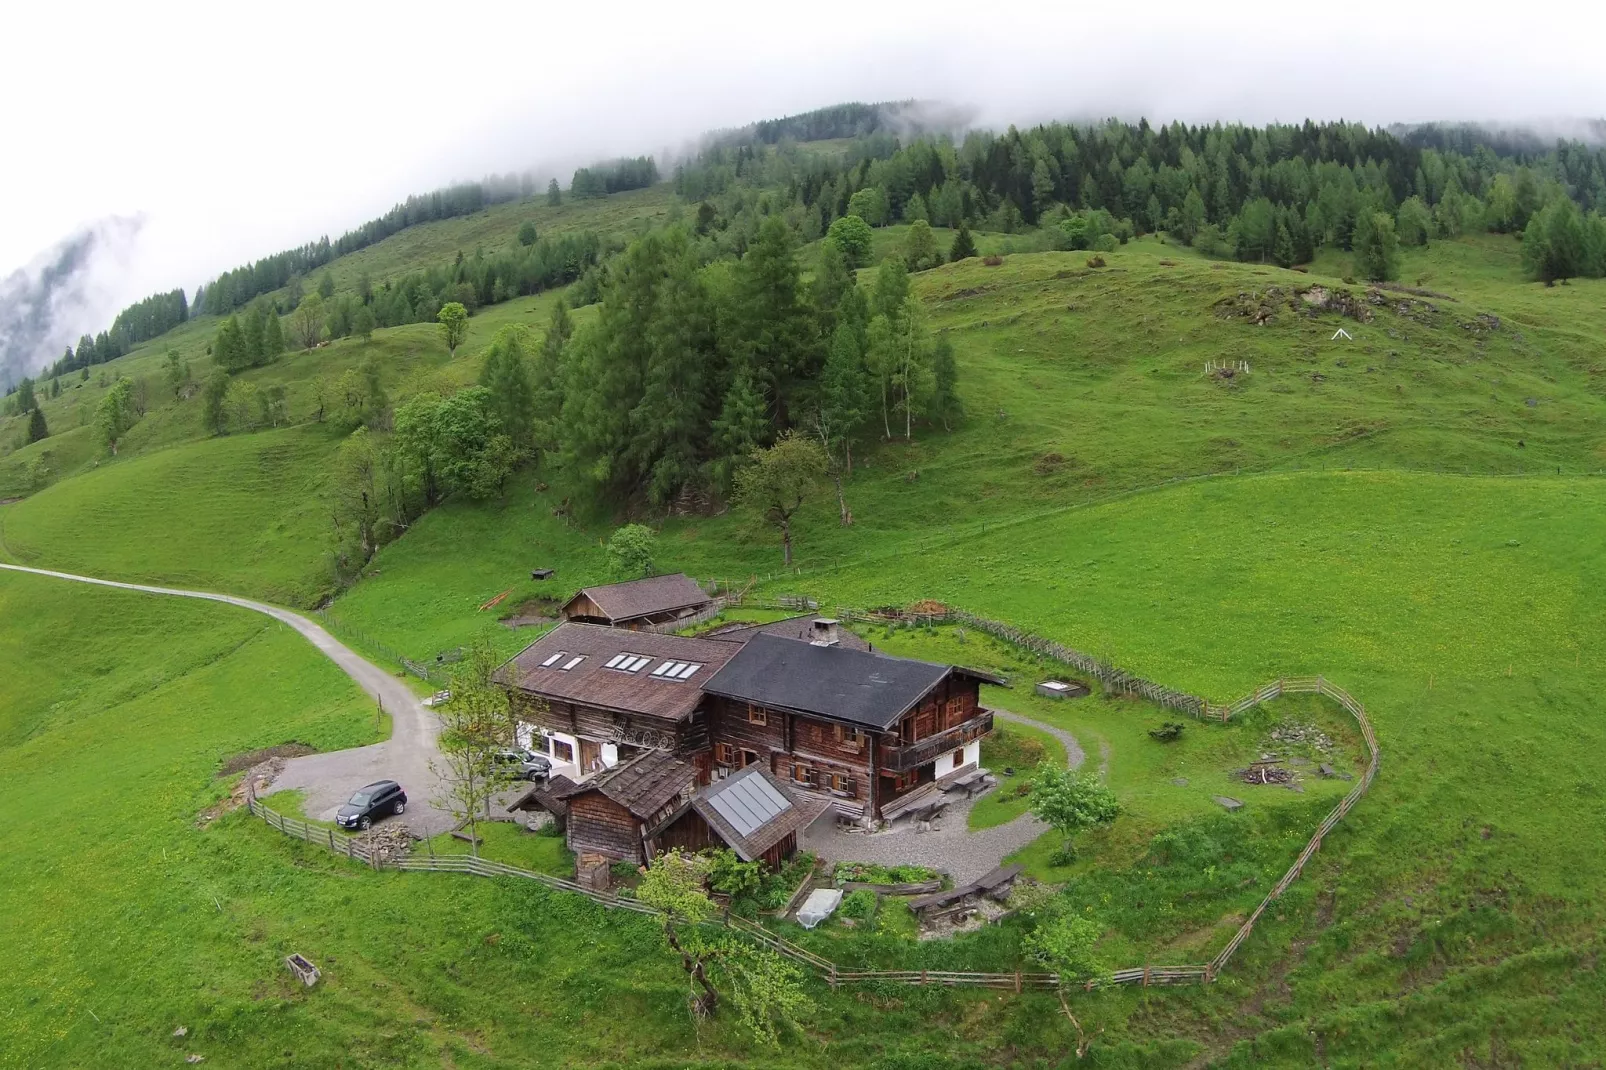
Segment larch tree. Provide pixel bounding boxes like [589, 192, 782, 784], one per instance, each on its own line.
[95, 379, 135, 455]
[477, 325, 537, 452]
[928, 332, 962, 432]
[733, 431, 828, 566]
[1352, 210, 1400, 282]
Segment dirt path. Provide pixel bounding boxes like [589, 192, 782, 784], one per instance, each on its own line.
[0, 562, 453, 834]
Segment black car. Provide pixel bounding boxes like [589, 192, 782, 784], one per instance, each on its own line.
[493, 748, 552, 782]
[336, 780, 406, 830]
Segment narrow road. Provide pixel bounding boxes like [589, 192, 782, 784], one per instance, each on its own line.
[0, 562, 451, 834]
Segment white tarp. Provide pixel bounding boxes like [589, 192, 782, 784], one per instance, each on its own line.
[795, 888, 843, 930]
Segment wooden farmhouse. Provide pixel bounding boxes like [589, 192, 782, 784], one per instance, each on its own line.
[558, 573, 715, 630]
[496, 614, 998, 866]
[492, 623, 740, 777]
[700, 632, 1000, 823]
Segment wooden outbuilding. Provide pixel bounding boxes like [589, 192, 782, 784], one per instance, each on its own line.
[559, 573, 714, 630]
[547, 750, 700, 864]
[656, 765, 830, 867]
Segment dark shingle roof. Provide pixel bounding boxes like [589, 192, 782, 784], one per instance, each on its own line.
[494, 622, 738, 722]
[702, 615, 871, 651]
[555, 750, 697, 816]
[562, 573, 712, 624]
[505, 774, 578, 817]
[702, 632, 952, 730]
[691, 765, 829, 862]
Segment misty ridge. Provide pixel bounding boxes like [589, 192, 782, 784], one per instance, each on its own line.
[2, 100, 1604, 392]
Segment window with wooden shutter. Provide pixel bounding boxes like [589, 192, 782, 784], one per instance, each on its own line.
[714, 742, 734, 766]
[791, 763, 811, 785]
[834, 724, 863, 750]
[747, 705, 767, 726]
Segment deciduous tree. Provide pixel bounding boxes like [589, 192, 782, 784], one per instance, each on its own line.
[825, 214, 873, 268]
[437, 301, 469, 356]
[733, 431, 828, 566]
[292, 294, 325, 350]
[606, 523, 657, 579]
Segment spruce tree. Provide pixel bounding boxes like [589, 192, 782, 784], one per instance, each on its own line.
[263, 308, 286, 359]
[546, 178, 562, 206]
[27, 405, 48, 443]
[949, 223, 977, 262]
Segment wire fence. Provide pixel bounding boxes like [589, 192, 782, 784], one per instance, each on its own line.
[315, 609, 451, 686]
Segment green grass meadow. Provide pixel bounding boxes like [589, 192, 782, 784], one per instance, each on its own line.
[7, 183, 1606, 1065]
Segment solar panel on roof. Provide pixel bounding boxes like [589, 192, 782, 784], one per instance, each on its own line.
[707, 773, 791, 837]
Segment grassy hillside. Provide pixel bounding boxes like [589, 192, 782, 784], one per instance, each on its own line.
[9, 163, 1606, 1065]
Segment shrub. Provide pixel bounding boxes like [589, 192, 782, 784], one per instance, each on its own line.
[838, 889, 877, 920]
[1086, 255, 1106, 268]
[982, 255, 1004, 267]
[707, 848, 763, 899]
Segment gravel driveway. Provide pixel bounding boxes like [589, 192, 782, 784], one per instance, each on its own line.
[800, 706, 1089, 885]
[0, 563, 454, 836]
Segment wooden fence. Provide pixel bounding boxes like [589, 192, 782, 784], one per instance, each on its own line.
[242, 653, 1378, 995]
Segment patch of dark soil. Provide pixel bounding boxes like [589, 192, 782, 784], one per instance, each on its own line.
[941, 286, 992, 301]
[219, 743, 314, 777]
[500, 596, 561, 628]
[0, 496, 23, 506]
[1033, 451, 1070, 475]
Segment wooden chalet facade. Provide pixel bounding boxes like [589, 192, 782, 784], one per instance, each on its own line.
[559, 573, 714, 630]
[496, 617, 998, 867]
[492, 623, 739, 780]
[700, 633, 998, 822]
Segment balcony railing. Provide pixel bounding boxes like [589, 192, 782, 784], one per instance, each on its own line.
[878, 711, 994, 774]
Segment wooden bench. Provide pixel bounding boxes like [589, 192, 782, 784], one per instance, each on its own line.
[972, 864, 1023, 901]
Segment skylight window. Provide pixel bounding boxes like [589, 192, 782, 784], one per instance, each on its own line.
[647, 660, 702, 680]
[607, 653, 652, 673]
[560, 655, 585, 671]
[540, 651, 567, 668]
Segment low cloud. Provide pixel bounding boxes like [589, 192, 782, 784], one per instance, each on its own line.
[0, 217, 142, 388]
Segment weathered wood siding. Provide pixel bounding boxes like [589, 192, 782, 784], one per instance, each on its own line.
[561, 592, 606, 623]
[566, 793, 642, 862]
[657, 808, 718, 855]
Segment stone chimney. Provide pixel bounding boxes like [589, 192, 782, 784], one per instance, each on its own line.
[809, 618, 840, 647]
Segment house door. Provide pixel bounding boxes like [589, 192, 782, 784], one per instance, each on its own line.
[580, 739, 602, 773]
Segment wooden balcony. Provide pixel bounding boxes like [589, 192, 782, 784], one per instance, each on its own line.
[879, 711, 993, 774]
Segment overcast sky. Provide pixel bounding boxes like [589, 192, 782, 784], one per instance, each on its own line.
[3, 0, 1604, 378]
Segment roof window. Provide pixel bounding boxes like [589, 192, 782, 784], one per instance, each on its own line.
[605, 653, 652, 673]
[540, 651, 568, 668]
